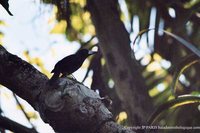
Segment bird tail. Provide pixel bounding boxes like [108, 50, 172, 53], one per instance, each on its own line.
[49, 72, 60, 84]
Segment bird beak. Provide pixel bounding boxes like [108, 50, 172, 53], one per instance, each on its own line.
[88, 51, 98, 55]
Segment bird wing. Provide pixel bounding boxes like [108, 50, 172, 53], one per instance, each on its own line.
[51, 54, 76, 73]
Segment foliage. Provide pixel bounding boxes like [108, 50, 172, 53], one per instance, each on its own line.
[45, 0, 200, 129]
[1, 0, 200, 132]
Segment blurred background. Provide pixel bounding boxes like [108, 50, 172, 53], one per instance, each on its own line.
[0, 0, 200, 132]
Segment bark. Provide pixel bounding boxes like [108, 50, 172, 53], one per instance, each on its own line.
[0, 45, 135, 133]
[87, 0, 153, 125]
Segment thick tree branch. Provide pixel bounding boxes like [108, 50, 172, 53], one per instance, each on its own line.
[0, 45, 135, 133]
[0, 46, 47, 107]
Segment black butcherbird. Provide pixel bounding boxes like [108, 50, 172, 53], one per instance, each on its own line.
[49, 49, 97, 83]
[0, 0, 13, 16]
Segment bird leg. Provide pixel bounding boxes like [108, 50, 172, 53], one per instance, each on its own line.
[61, 73, 77, 81]
[61, 73, 67, 78]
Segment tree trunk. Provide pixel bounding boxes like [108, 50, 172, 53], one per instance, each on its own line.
[87, 0, 153, 125]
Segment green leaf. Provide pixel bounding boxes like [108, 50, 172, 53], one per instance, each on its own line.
[171, 54, 200, 96]
[162, 30, 200, 58]
[133, 28, 154, 45]
[148, 95, 200, 125]
[0, 0, 13, 16]
[133, 29, 200, 58]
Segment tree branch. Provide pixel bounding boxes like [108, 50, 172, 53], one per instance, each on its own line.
[12, 93, 37, 130]
[0, 115, 37, 133]
[0, 46, 47, 107]
[0, 45, 135, 133]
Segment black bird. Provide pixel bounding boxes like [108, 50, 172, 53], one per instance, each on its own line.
[50, 49, 97, 83]
[0, 0, 13, 16]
